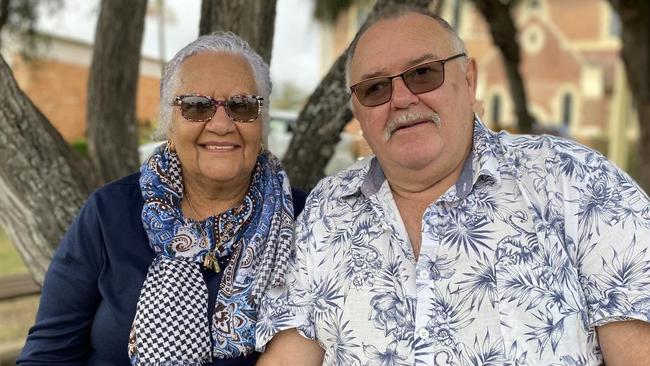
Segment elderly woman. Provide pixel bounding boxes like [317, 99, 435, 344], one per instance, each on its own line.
[18, 32, 305, 366]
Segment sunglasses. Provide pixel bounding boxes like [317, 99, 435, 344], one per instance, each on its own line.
[172, 94, 264, 122]
[350, 53, 466, 107]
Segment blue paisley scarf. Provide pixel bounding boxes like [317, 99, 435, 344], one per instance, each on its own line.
[129, 144, 294, 365]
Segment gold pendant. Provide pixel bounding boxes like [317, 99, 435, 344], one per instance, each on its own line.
[203, 251, 221, 273]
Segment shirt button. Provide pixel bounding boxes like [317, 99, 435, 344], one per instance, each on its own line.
[418, 270, 429, 280]
[418, 328, 430, 339]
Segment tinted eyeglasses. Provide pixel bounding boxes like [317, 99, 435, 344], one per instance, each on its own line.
[172, 94, 264, 122]
[350, 53, 466, 107]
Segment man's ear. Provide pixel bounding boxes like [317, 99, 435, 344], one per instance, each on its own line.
[465, 57, 478, 95]
[464, 57, 478, 104]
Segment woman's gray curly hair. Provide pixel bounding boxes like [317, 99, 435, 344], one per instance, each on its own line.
[153, 31, 272, 141]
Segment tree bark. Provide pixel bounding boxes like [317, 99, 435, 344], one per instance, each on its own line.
[470, 0, 534, 134]
[199, 0, 277, 64]
[0, 55, 96, 285]
[607, 0, 650, 193]
[0, 0, 9, 39]
[87, 0, 148, 184]
[282, 0, 433, 191]
[433, 0, 445, 16]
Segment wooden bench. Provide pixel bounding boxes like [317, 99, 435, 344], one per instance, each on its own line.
[0, 274, 40, 301]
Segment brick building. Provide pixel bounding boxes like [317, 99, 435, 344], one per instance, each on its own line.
[2, 33, 162, 142]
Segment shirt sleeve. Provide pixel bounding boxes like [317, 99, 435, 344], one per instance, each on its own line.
[17, 194, 104, 365]
[570, 159, 650, 327]
[255, 193, 318, 351]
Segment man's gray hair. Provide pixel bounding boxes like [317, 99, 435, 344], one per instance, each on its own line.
[345, 4, 468, 88]
[154, 31, 272, 140]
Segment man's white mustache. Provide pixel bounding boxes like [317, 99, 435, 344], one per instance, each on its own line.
[385, 112, 441, 141]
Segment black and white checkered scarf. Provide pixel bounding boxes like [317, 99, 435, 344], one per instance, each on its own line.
[129, 144, 294, 365]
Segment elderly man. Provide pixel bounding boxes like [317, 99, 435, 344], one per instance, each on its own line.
[256, 5, 650, 366]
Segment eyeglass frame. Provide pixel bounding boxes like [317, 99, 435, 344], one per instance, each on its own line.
[171, 93, 264, 123]
[349, 53, 467, 107]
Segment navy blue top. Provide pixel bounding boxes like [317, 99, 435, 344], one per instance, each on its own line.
[17, 173, 307, 366]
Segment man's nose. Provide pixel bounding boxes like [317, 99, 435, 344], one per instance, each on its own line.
[390, 77, 418, 109]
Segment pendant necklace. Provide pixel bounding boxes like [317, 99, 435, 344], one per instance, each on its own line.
[185, 192, 222, 273]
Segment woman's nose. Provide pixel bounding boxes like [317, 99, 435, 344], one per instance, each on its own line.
[204, 106, 236, 134]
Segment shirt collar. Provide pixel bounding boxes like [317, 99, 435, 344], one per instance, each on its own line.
[464, 115, 502, 195]
[340, 115, 502, 200]
[360, 158, 386, 198]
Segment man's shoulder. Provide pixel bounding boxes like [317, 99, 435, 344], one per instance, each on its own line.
[496, 130, 607, 169]
[490, 130, 642, 196]
[305, 157, 373, 206]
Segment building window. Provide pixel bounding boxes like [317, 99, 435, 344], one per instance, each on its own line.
[528, 0, 541, 9]
[562, 92, 573, 126]
[491, 94, 502, 126]
[522, 25, 545, 54]
[609, 11, 621, 37]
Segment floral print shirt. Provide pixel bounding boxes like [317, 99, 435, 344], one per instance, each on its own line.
[256, 119, 650, 365]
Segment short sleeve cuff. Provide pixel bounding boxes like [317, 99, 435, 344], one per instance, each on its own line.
[589, 289, 650, 328]
[255, 286, 316, 351]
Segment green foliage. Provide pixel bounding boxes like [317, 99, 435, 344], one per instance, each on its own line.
[70, 138, 88, 157]
[1, 0, 63, 58]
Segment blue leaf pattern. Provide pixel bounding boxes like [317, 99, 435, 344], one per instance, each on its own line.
[256, 119, 650, 365]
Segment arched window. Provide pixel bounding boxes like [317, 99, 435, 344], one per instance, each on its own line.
[609, 11, 621, 37]
[491, 94, 502, 126]
[562, 92, 573, 127]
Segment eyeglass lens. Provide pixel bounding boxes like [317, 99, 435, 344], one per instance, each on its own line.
[178, 95, 260, 122]
[353, 60, 445, 107]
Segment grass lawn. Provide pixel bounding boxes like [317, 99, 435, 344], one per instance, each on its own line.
[0, 229, 38, 355]
[0, 295, 39, 345]
[0, 229, 28, 277]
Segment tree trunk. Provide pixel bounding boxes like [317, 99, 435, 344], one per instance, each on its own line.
[0, 55, 96, 285]
[470, 0, 534, 134]
[87, 0, 147, 184]
[607, 0, 650, 193]
[199, 0, 277, 64]
[282, 0, 433, 191]
[433, 0, 445, 15]
[0, 0, 9, 40]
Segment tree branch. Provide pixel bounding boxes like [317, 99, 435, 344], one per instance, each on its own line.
[0, 55, 95, 284]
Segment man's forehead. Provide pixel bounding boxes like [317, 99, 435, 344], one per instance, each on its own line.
[355, 53, 439, 81]
[350, 13, 454, 79]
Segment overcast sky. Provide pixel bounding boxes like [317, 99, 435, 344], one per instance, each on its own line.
[35, 0, 322, 93]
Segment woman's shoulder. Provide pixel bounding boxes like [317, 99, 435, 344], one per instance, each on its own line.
[98, 171, 141, 190]
[92, 172, 141, 198]
[87, 172, 144, 214]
